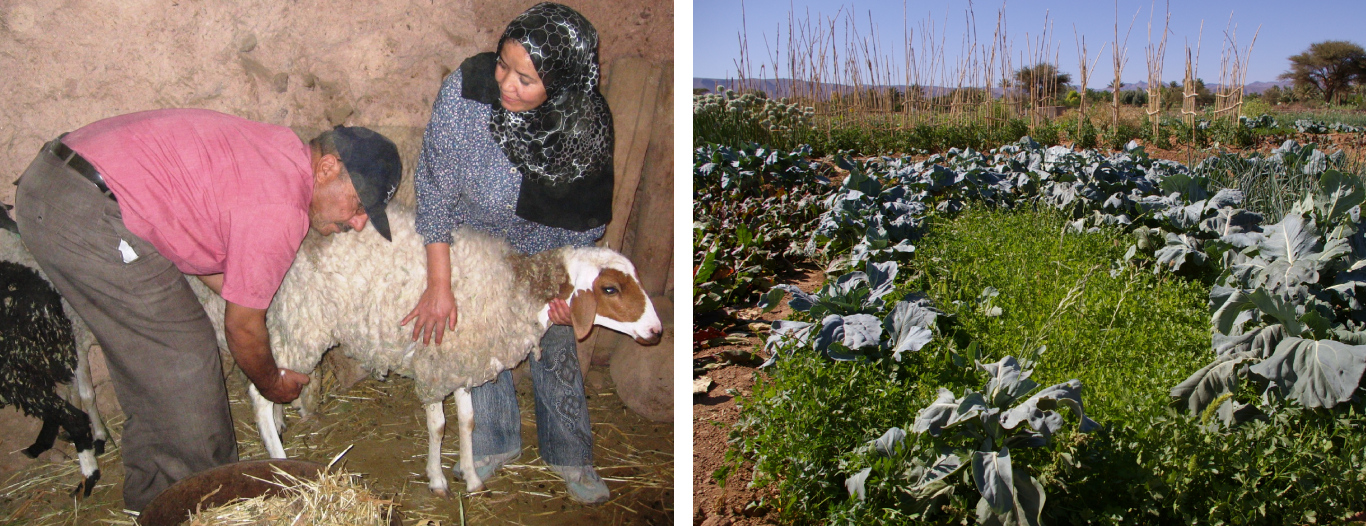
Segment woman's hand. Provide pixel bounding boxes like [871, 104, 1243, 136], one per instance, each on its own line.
[400, 242, 458, 345]
[402, 285, 459, 345]
[547, 297, 573, 326]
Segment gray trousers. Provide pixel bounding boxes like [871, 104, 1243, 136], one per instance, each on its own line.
[14, 146, 236, 511]
[470, 324, 593, 467]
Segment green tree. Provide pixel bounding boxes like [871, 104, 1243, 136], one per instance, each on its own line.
[1260, 85, 1285, 105]
[1160, 80, 1183, 110]
[1194, 78, 1215, 107]
[1279, 40, 1366, 104]
[1009, 63, 1073, 104]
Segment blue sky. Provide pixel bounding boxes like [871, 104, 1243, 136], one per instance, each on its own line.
[693, 0, 1366, 85]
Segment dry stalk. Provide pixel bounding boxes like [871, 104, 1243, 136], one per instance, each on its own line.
[182, 467, 394, 526]
[1075, 27, 1108, 133]
[1183, 46, 1197, 126]
[719, 0, 1257, 143]
[1113, 0, 1139, 127]
[1144, 0, 1170, 136]
[1214, 14, 1259, 120]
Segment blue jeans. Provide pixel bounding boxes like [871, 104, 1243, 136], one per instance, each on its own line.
[470, 324, 592, 467]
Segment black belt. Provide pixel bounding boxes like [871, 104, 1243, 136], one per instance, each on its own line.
[46, 137, 117, 202]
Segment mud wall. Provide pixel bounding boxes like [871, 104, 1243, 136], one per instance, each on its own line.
[0, 0, 671, 203]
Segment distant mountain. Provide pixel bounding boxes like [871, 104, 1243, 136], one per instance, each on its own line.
[1108, 80, 1292, 94]
[693, 78, 980, 98]
[1243, 80, 1294, 94]
[694, 78, 1294, 97]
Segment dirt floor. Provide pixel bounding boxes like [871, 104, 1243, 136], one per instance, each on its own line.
[691, 267, 823, 526]
[0, 360, 672, 525]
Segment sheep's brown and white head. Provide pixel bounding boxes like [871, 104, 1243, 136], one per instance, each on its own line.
[559, 248, 662, 345]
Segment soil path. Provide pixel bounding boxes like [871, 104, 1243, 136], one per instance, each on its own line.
[692, 267, 823, 526]
[1135, 132, 1366, 165]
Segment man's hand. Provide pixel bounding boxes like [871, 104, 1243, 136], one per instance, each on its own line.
[262, 368, 311, 404]
[224, 301, 309, 404]
[547, 297, 572, 326]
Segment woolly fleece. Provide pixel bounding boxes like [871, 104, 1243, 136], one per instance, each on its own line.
[196, 205, 554, 403]
[0, 228, 98, 380]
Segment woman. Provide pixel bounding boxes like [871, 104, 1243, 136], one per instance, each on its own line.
[401, 2, 614, 504]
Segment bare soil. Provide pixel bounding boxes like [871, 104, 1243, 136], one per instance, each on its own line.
[1129, 132, 1366, 166]
[692, 266, 824, 526]
[0, 361, 672, 525]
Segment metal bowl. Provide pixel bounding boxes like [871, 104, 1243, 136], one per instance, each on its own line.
[138, 459, 401, 526]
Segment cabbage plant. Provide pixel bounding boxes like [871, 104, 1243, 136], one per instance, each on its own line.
[808, 155, 922, 272]
[1176, 169, 1366, 425]
[693, 144, 832, 315]
[758, 261, 937, 365]
[845, 355, 1098, 525]
[746, 135, 1366, 430]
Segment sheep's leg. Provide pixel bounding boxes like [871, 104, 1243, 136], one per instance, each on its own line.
[454, 387, 482, 493]
[74, 448, 100, 497]
[248, 385, 287, 458]
[273, 402, 285, 436]
[28, 400, 102, 497]
[22, 419, 60, 458]
[424, 400, 450, 496]
[65, 300, 108, 454]
[295, 377, 319, 421]
[74, 342, 107, 454]
[56, 402, 100, 497]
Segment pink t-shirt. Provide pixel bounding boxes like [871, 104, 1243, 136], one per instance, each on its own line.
[63, 109, 313, 309]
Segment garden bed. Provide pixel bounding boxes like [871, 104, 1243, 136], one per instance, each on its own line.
[694, 134, 1366, 524]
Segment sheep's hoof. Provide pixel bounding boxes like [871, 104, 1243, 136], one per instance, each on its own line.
[21, 444, 47, 459]
[430, 486, 450, 498]
[465, 481, 485, 493]
[70, 470, 100, 498]
[94, 439, 106, 456]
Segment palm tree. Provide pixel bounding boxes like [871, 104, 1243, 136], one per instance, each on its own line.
[1009, 63, 1074, 105]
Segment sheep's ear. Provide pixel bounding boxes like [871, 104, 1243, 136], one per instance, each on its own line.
[570, 290, 597, 341]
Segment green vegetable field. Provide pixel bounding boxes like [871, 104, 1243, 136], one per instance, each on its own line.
[695, 135, 1366, 524]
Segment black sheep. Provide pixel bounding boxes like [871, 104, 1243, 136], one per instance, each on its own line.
[0, 249, 101, 496]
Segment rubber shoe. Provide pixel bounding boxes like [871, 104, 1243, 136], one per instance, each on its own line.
[455, 450, 519, 483]
[549, 465, 610, 504]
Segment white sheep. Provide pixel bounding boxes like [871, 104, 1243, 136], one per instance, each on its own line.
[0, 205, 106, 496]
[194, 205, 662, 495]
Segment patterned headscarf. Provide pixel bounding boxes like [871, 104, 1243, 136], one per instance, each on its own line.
[492, 3, 613, 188]
[452, 3, 613, 231]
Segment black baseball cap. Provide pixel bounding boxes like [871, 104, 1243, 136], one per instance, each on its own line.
[332, 126, 401, 241]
